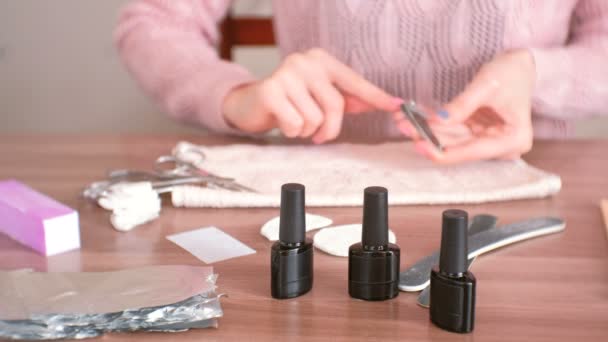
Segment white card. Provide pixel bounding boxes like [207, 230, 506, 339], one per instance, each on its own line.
[167, 227, 256, 263]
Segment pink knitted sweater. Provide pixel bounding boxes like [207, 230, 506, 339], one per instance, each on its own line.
[115, 0, 608, 139]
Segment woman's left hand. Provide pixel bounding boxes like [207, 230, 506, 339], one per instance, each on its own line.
[395, 49, 536, 164]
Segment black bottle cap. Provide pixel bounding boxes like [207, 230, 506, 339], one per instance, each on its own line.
[362, 186, 389, 248]
[439, 209, 468, 275]
[279, 183, 306, 244]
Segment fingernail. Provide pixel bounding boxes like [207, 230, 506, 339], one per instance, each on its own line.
[400, 124, 412, 137]
[413, 143, 428, 157]
[393, 98, 405, 107]
[437, 109, 450, 120]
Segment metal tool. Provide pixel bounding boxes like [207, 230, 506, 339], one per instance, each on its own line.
[153, 154, 256, 193]
[401, 101, 444, 152]
[82, 145, 256, 200]
[162, 143, 257, 193]
[399, 216, 566, 292]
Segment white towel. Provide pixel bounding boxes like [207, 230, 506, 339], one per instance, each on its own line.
[171, 142, 561, 208]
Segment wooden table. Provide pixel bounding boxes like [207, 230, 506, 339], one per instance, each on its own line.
[1, 135, 607, 341]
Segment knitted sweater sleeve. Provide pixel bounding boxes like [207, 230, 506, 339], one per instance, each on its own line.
[115, 0, 256, 133]
[530, 0, 608, 119]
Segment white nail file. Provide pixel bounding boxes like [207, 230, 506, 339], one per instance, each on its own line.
[399, 217, 566, 292]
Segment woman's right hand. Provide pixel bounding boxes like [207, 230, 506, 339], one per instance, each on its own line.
[222, 48, 403, 144]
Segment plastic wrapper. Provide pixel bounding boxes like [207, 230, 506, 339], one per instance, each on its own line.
[0, 266, 223, 340]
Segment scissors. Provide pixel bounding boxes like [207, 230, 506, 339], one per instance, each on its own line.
[152, 149, 257, 193]
[401, 101, 444, 152]
[83, 145, 256, 200]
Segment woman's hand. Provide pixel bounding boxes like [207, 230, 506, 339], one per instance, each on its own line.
[395, 50, 536, 164]
[222, 48, 403, 144]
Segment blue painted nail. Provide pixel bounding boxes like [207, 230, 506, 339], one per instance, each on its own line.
[437, 109, 450, 119]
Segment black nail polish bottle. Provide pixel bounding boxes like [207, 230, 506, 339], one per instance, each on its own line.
[271, 183, 313, 299]
[348, 186, 400, 301]
[430, 209, 476, 333]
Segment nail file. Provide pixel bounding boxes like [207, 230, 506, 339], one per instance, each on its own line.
[0, 180, 80, 256]
[399, 216, 566, 292]
[417, 257, 477, 308]
[468, 214, 498, 236]
[398, 214, 498, 292]
[401, 101, 443, 152]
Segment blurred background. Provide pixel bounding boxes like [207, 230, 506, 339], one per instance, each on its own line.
[1, 0, 606, 137]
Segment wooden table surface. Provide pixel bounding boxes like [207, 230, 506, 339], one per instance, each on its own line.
[1, 135, 607, 341]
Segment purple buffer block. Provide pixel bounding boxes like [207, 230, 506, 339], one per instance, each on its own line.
[0, 180, 80, 256]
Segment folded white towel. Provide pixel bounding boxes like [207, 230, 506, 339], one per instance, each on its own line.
[171, 142, 561, 208]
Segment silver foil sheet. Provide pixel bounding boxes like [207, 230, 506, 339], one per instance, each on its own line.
[0, 266, 223, 340]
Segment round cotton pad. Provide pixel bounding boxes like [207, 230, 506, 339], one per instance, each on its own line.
[260, 213, 333, 241]
[313, 224, 397, 257]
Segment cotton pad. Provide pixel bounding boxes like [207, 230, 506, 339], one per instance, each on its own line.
[98, 182, 161, 232]
[260, 213, 332, 241]
[314, 224, 397, 257]
[110, 203, 161, 232]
